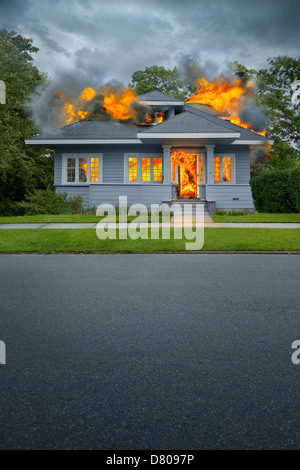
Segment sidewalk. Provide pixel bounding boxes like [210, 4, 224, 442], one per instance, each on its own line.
[1, 221, 300, 229]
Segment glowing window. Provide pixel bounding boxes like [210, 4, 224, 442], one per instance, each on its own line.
[199, 156, 203, 183]
[213, 157, 220, 182]
[142, 158, 151, 182]
[156, 112, 164, 124]
[79, 158, 87, 183]
[67, 158, 76, 183]
[222, 157, 231, 182]
[128, 157, 137, 182]
[153, 158, 162, 182]
[90, 157, 99, 183]
[171, 160, 176, 183]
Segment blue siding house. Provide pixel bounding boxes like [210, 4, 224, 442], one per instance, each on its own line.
[25, 91, 270, 212]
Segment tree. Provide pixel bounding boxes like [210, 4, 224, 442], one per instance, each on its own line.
[255, 56, 300, 150]
[232, 56, 300, 170]
[0, 30, 53, 214]
[129, 65, 194, 99]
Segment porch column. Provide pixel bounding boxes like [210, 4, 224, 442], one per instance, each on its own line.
[162, 145, 171, 184]
[206, 145, 215, 184]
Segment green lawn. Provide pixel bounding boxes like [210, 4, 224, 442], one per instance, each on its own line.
[0, 228, 299, 253]
[0, 214, 161, 223]
[211, 213, 300, 223]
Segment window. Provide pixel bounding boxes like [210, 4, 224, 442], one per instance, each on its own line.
[126, 154, 163, 183]
[129, 157, 138, 182]
[156, 112, 165, 123]
[171, 160, 177, 183]
[64, 155, 102, 184]
[213, 156, 233, 183]
[79, 158, 87, 183]
[213, 157, 220, 182]
[153, 158, 162, 182]
[67, 158, 76, 183]
[90, 158, 99, 183]
[142, 158, 151, 182]
[199, 156, 203, 183]
[222, 157, 232, 182]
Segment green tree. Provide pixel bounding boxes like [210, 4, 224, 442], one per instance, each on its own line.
[232, 56, 300, 170]
[0, 30, 53, 214]
[255, 56, 300, 149]
[129, 65, 194, 99]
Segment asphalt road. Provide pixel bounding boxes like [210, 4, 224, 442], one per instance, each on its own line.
[0, 254, 300, 450]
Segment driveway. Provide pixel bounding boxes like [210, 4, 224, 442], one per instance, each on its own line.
[0, 254, 299, 449]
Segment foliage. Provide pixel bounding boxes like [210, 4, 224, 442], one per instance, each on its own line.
[229, 61, 257, 83]
[129, 65, 195, 99]
[255, 56, 300, 149]
[215, 210, 248, 216]
[16, 189, 85, 215]
[0, 29, 53, 214]
[250, 168, 300, 213]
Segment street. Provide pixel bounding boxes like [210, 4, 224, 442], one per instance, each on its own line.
[0, 254, 300, 449]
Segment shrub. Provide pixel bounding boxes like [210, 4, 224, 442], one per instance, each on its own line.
[215, 210, 249, 216]
[67, 194, 85, 214]
[250, 168, 300, 213]
[16, 189, 85, 215]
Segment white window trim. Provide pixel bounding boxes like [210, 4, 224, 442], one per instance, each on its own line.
[124, 153, 163, 184]
[213, 154, 235, 184]
[62, 153, 103, 185]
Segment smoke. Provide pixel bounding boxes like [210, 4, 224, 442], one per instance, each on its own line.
[177, 55, 268, 132]
[29, 78, 152, 134]
[177, 54, 232, 85]
[240, 103, 267, 132]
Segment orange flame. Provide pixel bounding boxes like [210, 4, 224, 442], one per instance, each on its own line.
[186, 77, 267, 136]
[171, 151, 198, 198]
[58, 86, 140, 125]
[156, 112, 164, 123]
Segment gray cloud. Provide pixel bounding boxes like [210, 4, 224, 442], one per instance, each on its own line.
[0, 0, 299, 85]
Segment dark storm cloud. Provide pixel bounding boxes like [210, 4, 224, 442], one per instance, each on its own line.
[0, 0, 299, 84]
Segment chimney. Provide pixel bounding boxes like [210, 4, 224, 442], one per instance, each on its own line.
[235, 71, 247, 86]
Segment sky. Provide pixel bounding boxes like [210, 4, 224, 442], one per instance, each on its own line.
[1, 0, 299, 88]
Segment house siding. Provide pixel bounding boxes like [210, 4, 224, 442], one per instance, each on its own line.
[206, 185, 254, 209]
[53, 143, 253, 209]
[210, 145, 253, 209]
[89, 184, 172, 208]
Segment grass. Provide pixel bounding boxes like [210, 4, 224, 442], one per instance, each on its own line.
[0, 213, 167, 224]
[1, 212, 299, 224]
[211, 213, 300, 223]
[0, 228, 299, 253]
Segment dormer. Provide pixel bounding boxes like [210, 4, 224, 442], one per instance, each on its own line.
[138, 91, 185, 125]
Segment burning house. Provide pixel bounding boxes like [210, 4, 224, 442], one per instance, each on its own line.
[25, 79, 271, 212]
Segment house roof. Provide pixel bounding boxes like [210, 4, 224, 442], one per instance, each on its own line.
[138, 90, 184, 102]
[27, 120, 147, 141]
[26, 101, 269, 146]
[139, 110, 236, 135]
[184, 103, 268, 141]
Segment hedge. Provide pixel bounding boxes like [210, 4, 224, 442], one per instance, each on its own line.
[250, 168, 300, 213]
